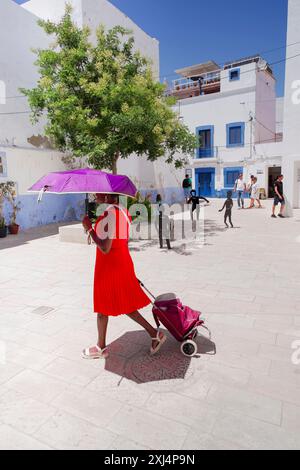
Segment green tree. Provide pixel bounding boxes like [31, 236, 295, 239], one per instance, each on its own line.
[21, 4, 197, 174]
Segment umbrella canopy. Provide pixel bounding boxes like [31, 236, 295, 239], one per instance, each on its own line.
[28, 168, 137, 198]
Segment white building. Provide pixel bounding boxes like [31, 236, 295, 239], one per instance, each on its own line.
[168, 56, 284, 199]
[168, 0, 300, 207]
[0, 0, 160, 229]
[282, 0, 300, 208]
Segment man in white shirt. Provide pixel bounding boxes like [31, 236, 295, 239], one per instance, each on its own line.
[234, 173, 246, 209]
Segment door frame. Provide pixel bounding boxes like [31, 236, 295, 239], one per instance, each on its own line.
[268, 166, 282, 198]
[195, 167, 216, 197]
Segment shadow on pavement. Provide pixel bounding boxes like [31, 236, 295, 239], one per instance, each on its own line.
[0, 222, 78, 251]
[105, 330, 216, 385]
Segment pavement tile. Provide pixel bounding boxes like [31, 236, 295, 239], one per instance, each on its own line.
[34, 410, 117, 450]
[206, 383, 282, 425]
[0, 389, 57, 435]
[212, 411, 300, 450]
[107, 405, 189, 450]
[0, 204, 299, 450]
[0, 424, 52, 450]
[51, 386, 123, 428]
[4, 370, 69, 404]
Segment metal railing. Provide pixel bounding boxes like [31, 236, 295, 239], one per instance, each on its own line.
[172, 71, 221, 92]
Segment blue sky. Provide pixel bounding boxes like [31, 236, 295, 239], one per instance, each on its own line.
[15, 0, 288, 96]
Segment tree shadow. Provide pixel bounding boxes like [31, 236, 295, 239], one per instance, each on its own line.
[105, 330, 216, 385]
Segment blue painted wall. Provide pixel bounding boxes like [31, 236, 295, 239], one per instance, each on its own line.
[1, 194, 85, 230]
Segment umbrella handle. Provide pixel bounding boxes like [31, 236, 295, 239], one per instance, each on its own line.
[85, 193, 89, 216]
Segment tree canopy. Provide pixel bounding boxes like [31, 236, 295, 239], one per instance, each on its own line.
[22, 4, 197, 173]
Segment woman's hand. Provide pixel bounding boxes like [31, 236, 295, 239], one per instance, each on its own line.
[82, 215, 92, 232]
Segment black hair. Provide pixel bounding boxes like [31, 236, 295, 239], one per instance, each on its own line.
[227, 191, 233, 198]
[156, 194, 162, 203]
[190, 190, 196, 195]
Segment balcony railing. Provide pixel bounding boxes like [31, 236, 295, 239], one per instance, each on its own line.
[168, 71, 221, 98]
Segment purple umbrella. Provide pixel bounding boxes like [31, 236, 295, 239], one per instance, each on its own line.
[28, 168, 137, 198]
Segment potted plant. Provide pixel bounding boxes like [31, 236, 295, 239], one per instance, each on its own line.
[8, 193, 21, 235]
[0, 216, 7, 238]
[0, 181, 20, 235]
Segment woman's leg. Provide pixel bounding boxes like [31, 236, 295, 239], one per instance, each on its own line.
[97, 314, 109, 349]
[127, 310, 166, 351]
[127, 310, 157, 338]
[256, 198, 262, 208]
[247, 198, 255, 208]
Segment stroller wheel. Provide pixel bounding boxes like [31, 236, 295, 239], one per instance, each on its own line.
[181, 340, 197, 357]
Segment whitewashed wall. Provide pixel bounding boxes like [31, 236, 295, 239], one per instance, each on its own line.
[23, 0, 159, 78]
[282, 0, 300, 207]
[0, 0, 163, 229]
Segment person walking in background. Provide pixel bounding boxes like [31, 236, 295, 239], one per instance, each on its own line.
[219, 191, 234, 228]
[182, 174, 192, 202]
[81, 193, 166, 359]
[247, 175, 255, 202]
[248, 177, 262, 209]
[155, 194, 171, 250]
[272, 175, 286, 218]
[234, 173, 246, 209]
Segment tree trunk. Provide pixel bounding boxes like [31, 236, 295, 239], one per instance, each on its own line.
[112, 151, 120, 175]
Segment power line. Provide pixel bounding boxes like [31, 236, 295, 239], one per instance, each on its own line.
[1, 51, 300, 116]
[2, 39, 300, 100]
[158, 40, 300, 81]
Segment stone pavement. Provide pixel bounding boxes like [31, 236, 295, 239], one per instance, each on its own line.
[0, 200, 300, 450]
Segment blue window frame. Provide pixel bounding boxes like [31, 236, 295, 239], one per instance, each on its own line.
[196, 125, 214, 158]
[229, 68, 240, 81]
[224, 167, 244, 188]
[226, 122, 245, 148]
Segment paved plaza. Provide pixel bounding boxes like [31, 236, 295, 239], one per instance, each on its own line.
[0, 200, 300, 450]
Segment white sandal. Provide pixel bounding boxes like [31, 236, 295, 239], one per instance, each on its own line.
[82, 345, 109, 360]
[150, 331, 167, 356]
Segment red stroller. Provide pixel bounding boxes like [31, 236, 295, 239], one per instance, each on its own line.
[139, 281, 211, 357]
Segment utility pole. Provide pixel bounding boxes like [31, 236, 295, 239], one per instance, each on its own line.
[249, 113, 254, 160]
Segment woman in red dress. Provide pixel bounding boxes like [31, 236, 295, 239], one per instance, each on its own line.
[82, 193, 166, 359]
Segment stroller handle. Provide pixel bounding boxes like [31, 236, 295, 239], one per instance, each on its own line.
[138, 279, 156, 303]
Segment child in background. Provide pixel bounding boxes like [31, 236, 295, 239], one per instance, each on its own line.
[219, 191, 234, 228]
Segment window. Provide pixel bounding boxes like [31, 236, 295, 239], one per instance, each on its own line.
[226, 122, 245, 147]
[0, 152, 7, 176]
[196, 126, 214, 158]
[229, 68, 240, 81]
[224, 167, 243, 188]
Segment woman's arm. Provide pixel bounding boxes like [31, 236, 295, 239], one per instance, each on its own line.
[82, 215, 114, 255]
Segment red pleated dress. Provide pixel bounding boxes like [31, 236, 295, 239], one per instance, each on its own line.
[93, 205, 150, 316]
